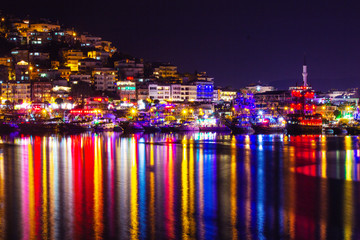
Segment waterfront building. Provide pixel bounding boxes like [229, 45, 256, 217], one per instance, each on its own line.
[180, 84, 197, 101]
[1, 81, 31, 103]
[215, 87, 238, 102]
[136, 84, 149, 101]
[254, 90, 291, 114]
[117, 80, 136, 101]
[148, 83, 171, 101]
[32, 81, 52, 102]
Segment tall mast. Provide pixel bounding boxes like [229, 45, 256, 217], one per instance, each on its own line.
[302, 56, 308, 87]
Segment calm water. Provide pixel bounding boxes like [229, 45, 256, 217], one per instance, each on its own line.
[0, 133, 359, 239]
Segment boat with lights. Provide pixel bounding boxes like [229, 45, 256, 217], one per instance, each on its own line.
[285, 60, 323, 135]
[225, 115, 253, 134]
[251, 116, 285, 134]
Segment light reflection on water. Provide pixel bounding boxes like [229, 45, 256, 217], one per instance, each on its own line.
[0, 133, 359, 239]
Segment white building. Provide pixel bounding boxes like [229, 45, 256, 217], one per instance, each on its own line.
[180, 85, 197, 101]
[245, 83, 275, 93]
[148, 84, 171, 101]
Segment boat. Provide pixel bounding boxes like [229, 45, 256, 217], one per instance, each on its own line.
[141, 124, 161, 133]
[286, 114, 323, 135]
[178, 122, 200, 132]
[113, 125, 124, 132]
[93, 122, 115, 132]
[285, 61, 323, 135]
[120, 121, 145, 133]
[251, 119, 285, 134]
[199, 126, 231, 132]
[159, 124, 171, 133]
[225, 116, 253, 134]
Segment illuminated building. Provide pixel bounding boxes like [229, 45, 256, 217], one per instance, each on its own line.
[32, 81, 52, 102]
[15, 61, 30, 81]
[11, 49, 29, 63]
[254, 90, 291, 114]
[1, 81, 31, 103]
[136, 84, 149, 100]
[58, 67, 72, 80]
[69, 74, 92, 85]
[180, 85, 197, 101]
[6, 32, 24, 45]
[79, 34, 102, 47]
[117, 80, 136, 100]
[79, 58, 102, 72]
[148, 84, 171, 101]
[29, 23, 60, 32]
[12, 21, 29, 37]
[114, 59, 144, 80]
[27, 31, 52, 45]
[153, 64, 178, 79]
[29, 52, 50, 62]
[215, 87, 238, 102]
[94, 41, 117, 56]
[195, 81, 213, 102]
[245, 82, 275, 93]
[63, 50, 84, 71]
[87, 50, 110, 64]
[0, 57, 12, 67]
[94, 73, 116, 92]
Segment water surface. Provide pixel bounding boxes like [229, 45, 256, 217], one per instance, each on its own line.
[0, 133, 359, 239]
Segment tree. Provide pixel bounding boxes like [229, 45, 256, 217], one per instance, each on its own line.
[70, 81, 95, 106]
[333, 109, 341, 119]
[55, 97, 64, 105]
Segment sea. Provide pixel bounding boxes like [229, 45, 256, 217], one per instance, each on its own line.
[0, 132, 359, 239]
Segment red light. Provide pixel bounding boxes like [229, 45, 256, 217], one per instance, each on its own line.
[68, 97, 73, 100]
[127, 76, 134, 80]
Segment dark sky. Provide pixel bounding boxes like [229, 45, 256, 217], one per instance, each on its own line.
[3, 0, 360, 90]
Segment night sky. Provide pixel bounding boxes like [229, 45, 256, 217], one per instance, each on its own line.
[2, 0, 360, 91]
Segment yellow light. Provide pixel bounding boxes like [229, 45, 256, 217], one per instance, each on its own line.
[130, 108, 137, 115]
[189, 109, 194, 113]
[290, 108, 294, 112]
[232, 107, 235, 111]
[29, 66, 33, 71]
[182, 109, 187, 115]
[73, 32, 77, 37]
[42, 109, 46, 114]
[284, 107, 288, 110]
[322, 106, 326, 110]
